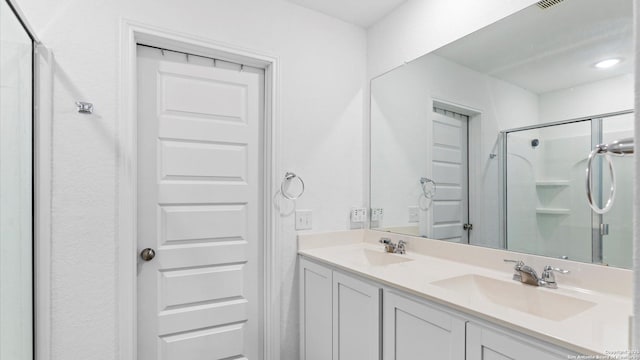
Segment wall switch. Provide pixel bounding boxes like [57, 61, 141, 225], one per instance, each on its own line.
[350, 207, 367, 223]
[295, 210, 313, 230]
[408, 206, 419, 223]
[370, 208, 384, 221]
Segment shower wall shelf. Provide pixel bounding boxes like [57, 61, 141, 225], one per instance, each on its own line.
[535, 208, 570, 215]
[535, 180, 570, 187]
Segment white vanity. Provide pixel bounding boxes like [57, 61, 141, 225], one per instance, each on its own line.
[298, 230, 631, 360]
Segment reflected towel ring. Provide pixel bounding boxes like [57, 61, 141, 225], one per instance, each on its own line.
[585, 138, 634, 214]
[281, 172, 305, 200]
[585, 150, 616, 214]
[420, 177, 436, 199]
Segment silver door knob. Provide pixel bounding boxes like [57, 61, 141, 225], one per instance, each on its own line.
[140, 248, 156, 261]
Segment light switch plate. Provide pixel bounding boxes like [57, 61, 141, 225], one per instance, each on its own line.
[350, 207, 367, 223]
[371, 208, 384, 221]
[295, 210, 312, 230]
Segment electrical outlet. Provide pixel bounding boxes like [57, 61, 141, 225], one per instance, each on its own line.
[408, 206, 419, 223]
[370, 208, 384, 221]
[295, 210, 312, 230]
[350, 207, 367, 223]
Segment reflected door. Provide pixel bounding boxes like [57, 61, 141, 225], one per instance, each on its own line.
[0, 1, 34, 359]
[430, 109, 469, 243]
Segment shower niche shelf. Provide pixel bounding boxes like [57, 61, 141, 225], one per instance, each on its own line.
[535, 208, 570, 215]
[535, 180, 570, 187]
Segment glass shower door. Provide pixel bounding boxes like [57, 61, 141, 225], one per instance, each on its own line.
[595, 113, 634, 268]
[504, 111, 634, 268]
[505, 121, 593, 262]
[0, 1, 34, 359]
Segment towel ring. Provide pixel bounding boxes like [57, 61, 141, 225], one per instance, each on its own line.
[585, 137, 634, 214]
[281, 172, 305, 200]
[585, 150, 616, 214]
[420, 177, 436, 199]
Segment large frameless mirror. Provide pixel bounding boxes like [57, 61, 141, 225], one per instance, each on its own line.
[0, 0, 34, 358]
[370, 0, 633, 268]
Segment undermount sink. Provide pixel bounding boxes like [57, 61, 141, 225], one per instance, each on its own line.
[430, 274, 596, 321]
[346, 248, 413, 267]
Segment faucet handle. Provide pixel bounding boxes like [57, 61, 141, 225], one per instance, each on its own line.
[395, 240, 407, 254]
[379, 237, 392, 244]
[544, 265, 569, 274]
[541, 266, 569, 289]
[503, 259, 524, 269]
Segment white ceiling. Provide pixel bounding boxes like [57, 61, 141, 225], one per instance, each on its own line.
[434, 0, 633, 94]
[286, 0, 407, 28]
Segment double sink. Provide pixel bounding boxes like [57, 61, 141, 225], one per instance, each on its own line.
[343, 247, 596, 321]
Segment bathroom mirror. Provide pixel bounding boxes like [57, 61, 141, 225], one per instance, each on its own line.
[370, 0, 633, 268]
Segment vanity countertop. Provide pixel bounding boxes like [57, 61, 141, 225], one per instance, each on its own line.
[298, 230, 632, 356]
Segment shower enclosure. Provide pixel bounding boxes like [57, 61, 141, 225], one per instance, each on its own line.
[0, 1, 35, 358]
[503, 111, 633, 268]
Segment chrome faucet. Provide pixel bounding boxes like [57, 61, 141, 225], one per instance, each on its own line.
[379, 238, 406, 254]
[504, 260, 569, 289]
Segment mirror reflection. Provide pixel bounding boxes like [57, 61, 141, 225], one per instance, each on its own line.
[370, 0, 633, 268]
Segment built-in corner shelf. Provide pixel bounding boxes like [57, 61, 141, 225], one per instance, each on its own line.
[536, 208, 570, 215]
[535, 180, 570, 187]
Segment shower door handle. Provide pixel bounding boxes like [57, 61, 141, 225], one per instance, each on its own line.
[599, 224, 609, 236]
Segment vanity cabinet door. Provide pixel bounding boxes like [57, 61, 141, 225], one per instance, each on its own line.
[466, 323, 569, 360]
[300, 258, 333, 360]
[383, 292, 465, 360]
[333, 271, 381, 360]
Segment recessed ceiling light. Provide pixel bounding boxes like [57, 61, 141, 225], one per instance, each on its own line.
[594, 58, 621, 69]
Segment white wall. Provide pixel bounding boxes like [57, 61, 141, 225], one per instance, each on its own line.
[15, 0, 366, 359]
[367, 0, 539, 78]
[539, 74, 634, 122]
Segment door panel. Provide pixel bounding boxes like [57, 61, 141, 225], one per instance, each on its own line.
[136, 46, 262, 360]
[466, 323, 567, 360]
[299, 259, 333, 360]
[333, 272, 380, 360]
[383, 292, 465, 360]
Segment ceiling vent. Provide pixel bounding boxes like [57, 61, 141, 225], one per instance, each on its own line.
[537, 0, 565, 9]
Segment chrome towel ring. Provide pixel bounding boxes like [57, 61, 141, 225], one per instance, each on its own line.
[281, 172, 305, 200]
[420, 177, 436, 199]
[585, 137, 634, 214]
[585, 150, 615, 214]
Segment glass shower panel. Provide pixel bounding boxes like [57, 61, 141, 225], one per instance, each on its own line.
[0, 1, 33, 359]
[600, 113, 633, 268]
[506, 121, 592, 262]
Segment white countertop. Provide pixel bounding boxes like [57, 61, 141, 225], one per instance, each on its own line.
[298, 230, 632, 356]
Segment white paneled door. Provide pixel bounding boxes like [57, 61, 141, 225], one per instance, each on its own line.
[136, 46, 263, 360]
[431, 110, 469, 243]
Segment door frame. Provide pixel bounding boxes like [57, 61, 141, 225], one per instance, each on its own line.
[117, 20, 281, 360]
